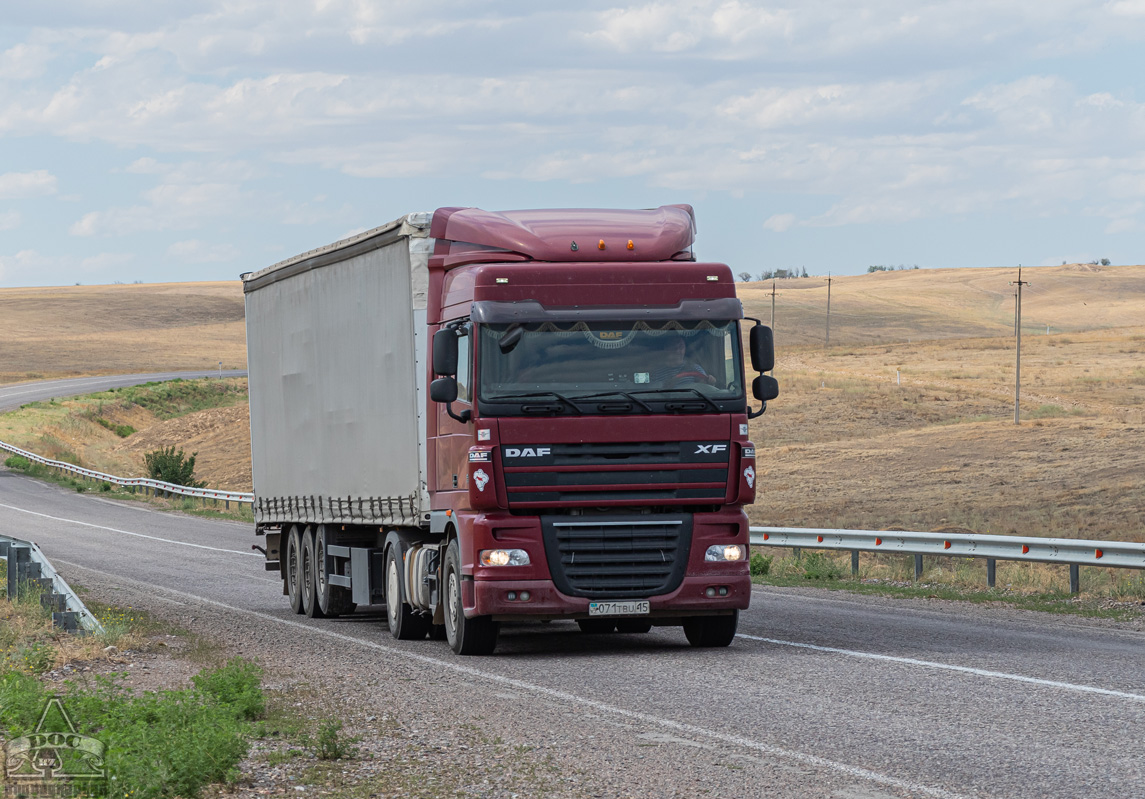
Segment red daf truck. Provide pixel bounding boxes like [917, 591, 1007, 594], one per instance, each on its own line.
[243, 205, 778, 655]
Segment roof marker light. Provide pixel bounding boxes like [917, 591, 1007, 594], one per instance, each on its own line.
[627, 240, 634, 250]
[495, 277, 509, 284]
[707, 275, 719, 281]
[598, 239, 606, 250]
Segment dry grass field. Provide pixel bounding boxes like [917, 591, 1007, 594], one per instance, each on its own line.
[0, 281, 246, 384]
[1, 267, 1142, 555]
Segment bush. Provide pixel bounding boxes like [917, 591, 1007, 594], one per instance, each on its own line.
[145, 446, 207, 488]
[303, 719, 359, 761]
[4, 454, 31, 469]
[192, 657, 265, 721]
[796, 552, 845, 581]
[750, 552, 773, 576]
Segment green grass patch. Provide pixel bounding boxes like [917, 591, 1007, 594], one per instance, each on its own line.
[112, 377, 247, 420]
[94, 416, 135, 437]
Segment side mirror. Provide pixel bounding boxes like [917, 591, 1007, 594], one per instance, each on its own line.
[749, 325, 775, 373]
[433, 328, 459, 376]
[430, 377, 458, 404]
[752, 375, 780, 402]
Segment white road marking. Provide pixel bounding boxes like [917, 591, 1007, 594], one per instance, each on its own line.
[54, 562, 970, 799]
[0, 501, 259, 557]
[737, 633, 1145, 704]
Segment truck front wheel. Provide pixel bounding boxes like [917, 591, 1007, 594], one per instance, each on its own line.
[443, 540, 499, 656]
[683, 611, 739, 647]
[385, 546, 429, 640]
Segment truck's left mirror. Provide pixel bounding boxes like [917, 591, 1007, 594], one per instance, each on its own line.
[430, 377, 458, 404]
[433, 328, 459, 376]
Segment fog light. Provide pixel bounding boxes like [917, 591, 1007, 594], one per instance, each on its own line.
[705, 544, 744, 562]
[705, 587, 716, 597]
[480, 549, 531, 567]
[507, 591, 517, 601]
[519, 591, 531, 601]
[718, 587, 728, 596]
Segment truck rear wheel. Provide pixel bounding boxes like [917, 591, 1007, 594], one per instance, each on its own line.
[301, 527, 326, 619]
[285, 525, 304, 615]
[683, 611, 739, 647]
[315, 524, 355, 617]
[385, 546, 429, 640]
[444, 539, 498, 656]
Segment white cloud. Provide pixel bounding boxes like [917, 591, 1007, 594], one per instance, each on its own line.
[0, 211, 20, 230]
[166, 239, 240, 263]
[763, 213, 795, 232]
[0, 170, 57, 199]
[0, 43, 54, 80]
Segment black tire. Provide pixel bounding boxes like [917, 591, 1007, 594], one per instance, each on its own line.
[301, 527, 325, 619]
[385, 545, 429, 640]
[315, 524, 355, 617]
[577, 619, 617, 634]
[443, 539, 498, 655]
[285, 525, 304, 615]
[683, 611, 739, 647]
[615, 619, 653, 634]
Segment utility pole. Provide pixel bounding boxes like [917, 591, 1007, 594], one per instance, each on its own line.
[1010, 266, 1030, 424]
[770, 281, 778, 328]
[825, 272, 832, 347]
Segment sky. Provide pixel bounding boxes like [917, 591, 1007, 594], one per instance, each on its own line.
[1, 1, 1143, 288]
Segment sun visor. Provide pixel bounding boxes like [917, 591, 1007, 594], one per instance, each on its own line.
[471, 298, 743, 324]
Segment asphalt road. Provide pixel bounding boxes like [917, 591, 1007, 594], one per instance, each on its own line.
[0, 371, 248, 412]
[2, 467, 1142, 799]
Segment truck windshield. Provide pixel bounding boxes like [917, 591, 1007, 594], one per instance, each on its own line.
[477, 320, 745, 416]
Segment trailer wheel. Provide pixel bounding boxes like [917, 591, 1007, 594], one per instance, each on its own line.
[301, 527, 326, 619]
[615, 619, 653, 634]
[315, 524, 355, 617]
[443, 539, 498, 656]
[385, 546, 429, 640]
[683, 611, 738, 647]
[286, 525, 304, 615]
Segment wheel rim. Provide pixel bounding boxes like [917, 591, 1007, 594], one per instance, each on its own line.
[446, 571, 460, 639]
[301, 537, 313, 597]
[287, 530, 299, 596]
[316, 533, 327, 595]
[387, 558, 400, 626]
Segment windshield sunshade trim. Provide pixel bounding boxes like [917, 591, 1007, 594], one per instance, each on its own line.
[471, 298, 743, 324]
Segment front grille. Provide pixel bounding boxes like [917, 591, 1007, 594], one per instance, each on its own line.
[541, 514, 692, 598]
[503, 441, 729, 507]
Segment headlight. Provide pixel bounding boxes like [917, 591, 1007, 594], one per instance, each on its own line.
[479, 549, 531, 567]
[705, 544, 744, 562]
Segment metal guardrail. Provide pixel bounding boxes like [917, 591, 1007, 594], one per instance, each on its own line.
[1, 533, 104, 634]
[750, 526, 1145, 593]
[0, 440, 253, 507]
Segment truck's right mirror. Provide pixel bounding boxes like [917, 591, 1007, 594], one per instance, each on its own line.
[753, 374, 780, 402]
[429, 376, 458, 404]
[432, 328, 459, 376]
[749, 324, 774, 373]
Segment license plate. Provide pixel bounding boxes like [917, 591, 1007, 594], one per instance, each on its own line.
[588, 600, 650, 617]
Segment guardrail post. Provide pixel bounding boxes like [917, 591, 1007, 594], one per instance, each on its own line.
[1070, 564, 1080, 595]
[987, 558, 996, 588]
[914, 554, 923, 582]
[792, 547, 801, 561]
[851, 550, 859, 577]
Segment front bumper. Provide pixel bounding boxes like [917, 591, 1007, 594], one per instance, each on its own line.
[470, 572, 750, 620]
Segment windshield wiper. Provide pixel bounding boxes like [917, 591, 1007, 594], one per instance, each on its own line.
[627, 387, 722, 412]
[485, 391, 585, 414]
[572, 390, 654, 413]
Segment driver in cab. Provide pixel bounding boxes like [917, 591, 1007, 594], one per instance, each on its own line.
[651, 335, 717, 386]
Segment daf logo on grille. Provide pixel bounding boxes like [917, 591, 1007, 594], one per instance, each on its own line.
[695, 444, 727, 454]
[504, 447, 551, 458]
